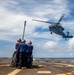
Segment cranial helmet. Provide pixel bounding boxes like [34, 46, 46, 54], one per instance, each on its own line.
[17, 38, 21, 42]
[22, 39, 26, 43]
[28, 40, 32, 44]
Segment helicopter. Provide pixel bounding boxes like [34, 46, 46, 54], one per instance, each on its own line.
[32, 14, 73, 39]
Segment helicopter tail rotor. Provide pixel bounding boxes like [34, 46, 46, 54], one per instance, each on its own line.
[67, 31, 69, 36]
[63, 31, 73, 38]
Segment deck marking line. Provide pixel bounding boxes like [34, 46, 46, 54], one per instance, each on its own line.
[38, 65, 43, 66]
[38, 71, 51, 74]
[0, 64, 10, 67]
[34, 69, 38, 71]
[7, 69, 22, 75]
[56, 74, 66, 75]
[38, 65, 44, 67]
[55, 63, 74, 67]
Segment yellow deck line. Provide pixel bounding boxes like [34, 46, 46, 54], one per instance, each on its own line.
[7, 69, 22, 75]
[55, 72, 73, 75]
[56, 74, 66, 75]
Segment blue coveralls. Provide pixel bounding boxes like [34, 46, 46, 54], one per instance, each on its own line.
[27, 44, 33, 55]
[18, 43, 28, 67]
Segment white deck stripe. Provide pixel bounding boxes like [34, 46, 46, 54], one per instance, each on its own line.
[38, 65, 43, 66]
[0, 64, 10, 67]
[38, 71, 51, 74]
[7, 69, 22, 75]
[55, 63, 74, 67]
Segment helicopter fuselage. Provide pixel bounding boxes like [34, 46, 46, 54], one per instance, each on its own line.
[49, 25, 73, 38]
[49, 25, 64, 35]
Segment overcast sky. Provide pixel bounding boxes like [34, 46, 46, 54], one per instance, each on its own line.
[0, 0, 74, 58]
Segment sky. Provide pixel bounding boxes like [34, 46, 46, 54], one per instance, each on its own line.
[0, 0, 74, 58]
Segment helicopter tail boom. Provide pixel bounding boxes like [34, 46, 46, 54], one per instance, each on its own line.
[63, 35, 73, 38]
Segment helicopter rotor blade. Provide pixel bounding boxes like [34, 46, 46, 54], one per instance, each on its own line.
[57, 14, 65, 23]
[32, 19, 54, 24]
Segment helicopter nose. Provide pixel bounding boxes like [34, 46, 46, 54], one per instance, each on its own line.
[49, 26, 52, 29]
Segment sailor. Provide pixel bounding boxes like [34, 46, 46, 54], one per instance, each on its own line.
[17, 39, 28, 69]
[27, 40, 33, 68]
[15, 38, 21, 67]
[27, 41, 33, 55]
[15, 38, 21, 50]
